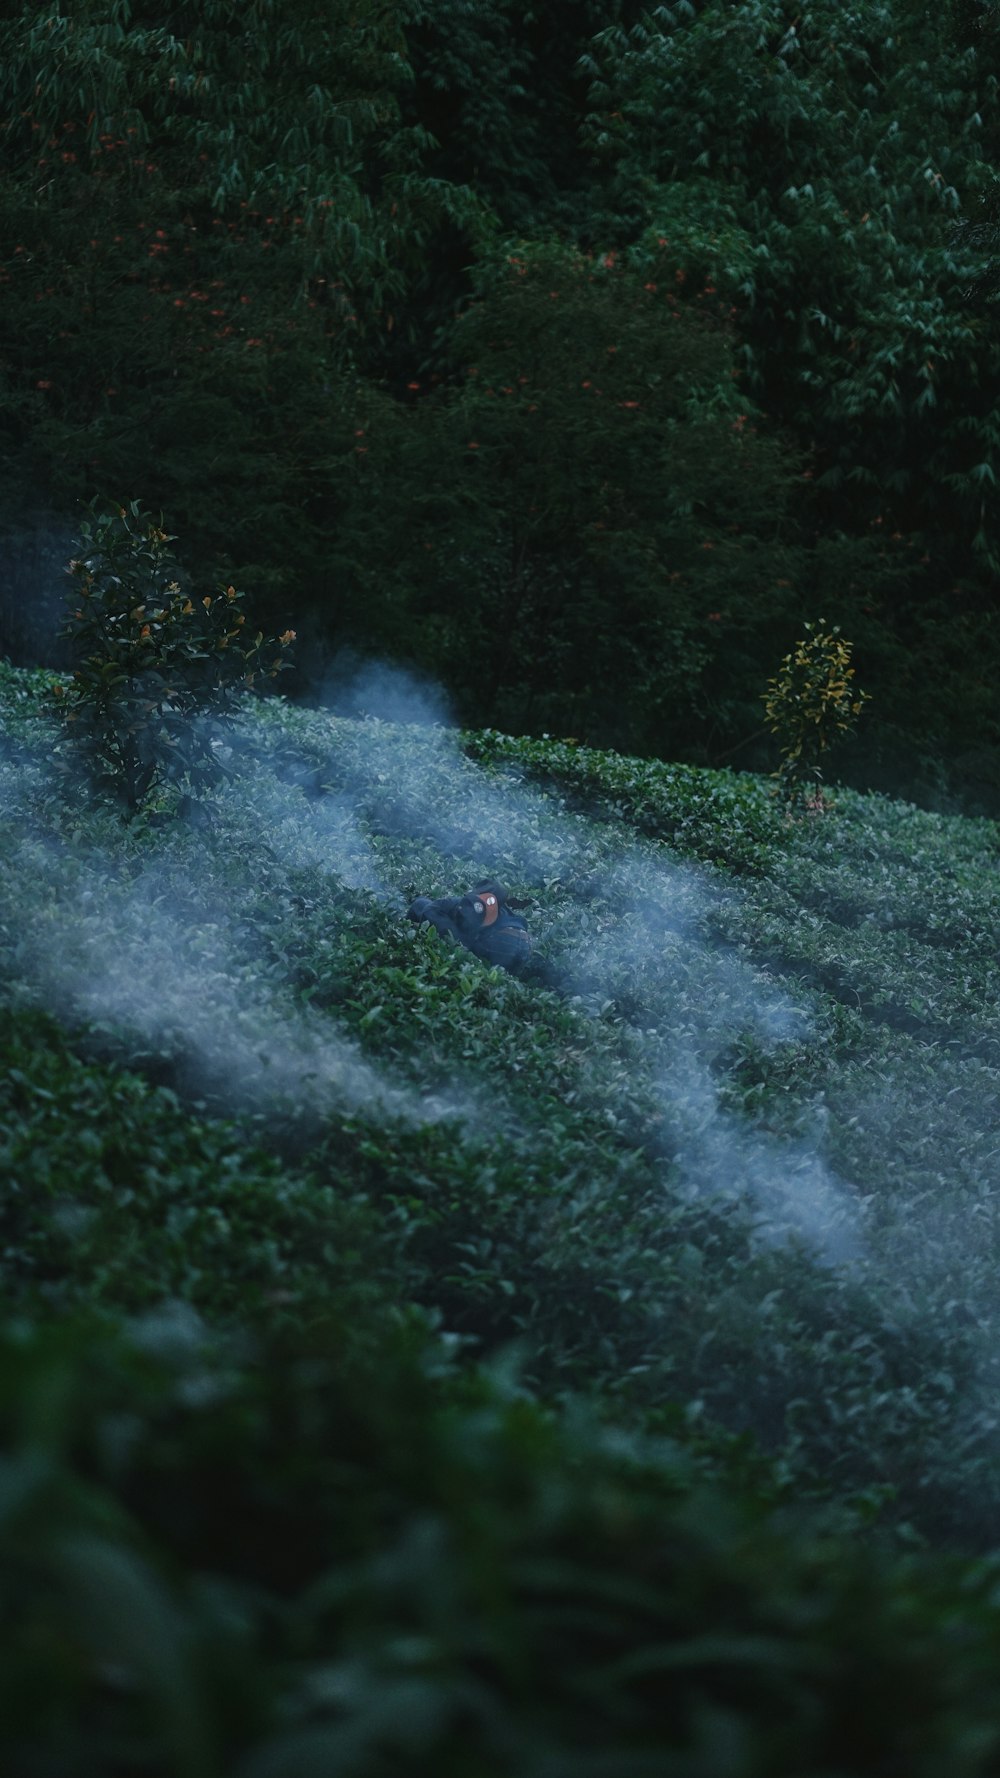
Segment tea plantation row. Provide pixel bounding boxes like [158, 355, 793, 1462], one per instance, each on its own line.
[2, 661, 1000, 1775]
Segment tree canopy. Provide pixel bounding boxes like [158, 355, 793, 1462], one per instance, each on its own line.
[1, 0, 999, 804]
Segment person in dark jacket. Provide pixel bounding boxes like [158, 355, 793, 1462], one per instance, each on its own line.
[407, 878, 532, 974]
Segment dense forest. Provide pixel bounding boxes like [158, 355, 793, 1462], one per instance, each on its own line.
[3, 0, 1000, 806]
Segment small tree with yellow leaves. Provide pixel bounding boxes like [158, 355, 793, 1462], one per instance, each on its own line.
[56, 500, 294, 814]
[763, 621, 870, 806]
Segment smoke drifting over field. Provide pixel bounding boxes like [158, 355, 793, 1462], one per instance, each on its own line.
[304, 663, 865, 1263]
[0, 659, 862, 1261]
[0, 734, 468, 1135]
[323, 653, 456, 730]
[7, 657, 1000, 1550]
[8, 841, 465, 1136]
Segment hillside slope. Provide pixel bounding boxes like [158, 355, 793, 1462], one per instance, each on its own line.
[3, 661, 1000, 1773]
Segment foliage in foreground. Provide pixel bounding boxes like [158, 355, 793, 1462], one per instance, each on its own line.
[3, 662, 1000, 1769]
[5, 1309, 1000, 1778]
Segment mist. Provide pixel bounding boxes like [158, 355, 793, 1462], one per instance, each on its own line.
[319, 650, 456, 729]
[10, 645, 1000, 1539]
[11, 655, 861, 1259]
[2, 753, 480, 1139]
[7, 654, 987, 1295]
[271, 663, 865, 1264]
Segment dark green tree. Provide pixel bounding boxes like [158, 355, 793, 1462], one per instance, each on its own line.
[341, 241, 812, 757]
[578, 0, 1000, 797]
[0, 0, 478, 633]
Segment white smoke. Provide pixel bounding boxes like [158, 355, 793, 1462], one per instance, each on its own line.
[250, 667, 864, 1264]
[1, 660, 863, 1263]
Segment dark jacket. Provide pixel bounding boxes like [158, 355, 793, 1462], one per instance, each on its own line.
[407, 879, 532, 974]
